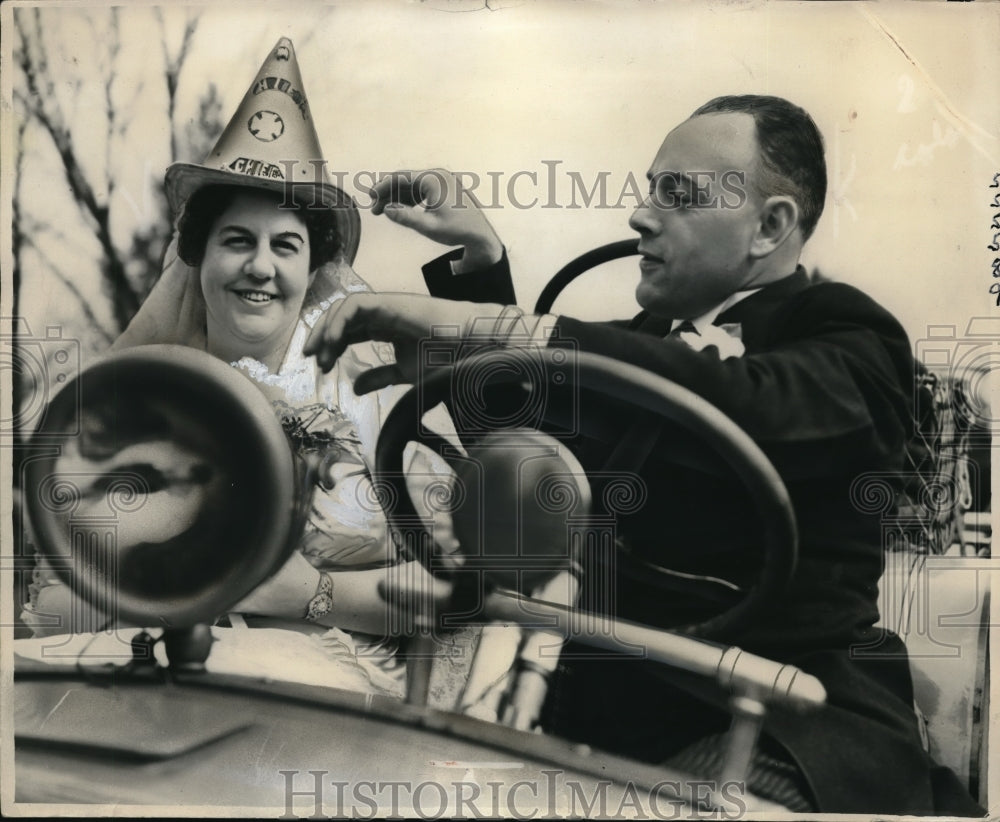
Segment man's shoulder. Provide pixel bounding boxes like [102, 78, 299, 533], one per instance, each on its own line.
[752, 270, 908, 338]
[758, 268, 891, 313]
[797, 271, 890, 310]
[690, 269, 912, 363]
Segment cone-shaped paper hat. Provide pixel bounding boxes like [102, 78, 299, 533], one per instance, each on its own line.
[165, 38, 360, 263]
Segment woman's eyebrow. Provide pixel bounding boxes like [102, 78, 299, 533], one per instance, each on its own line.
[216, 226, 304, 243]
[217, 224, 253, 235]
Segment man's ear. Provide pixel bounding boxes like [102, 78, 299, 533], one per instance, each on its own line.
[750, 196, 800, 258]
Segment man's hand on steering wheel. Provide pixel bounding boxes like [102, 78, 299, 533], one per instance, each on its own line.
[303, 293, 507, 393]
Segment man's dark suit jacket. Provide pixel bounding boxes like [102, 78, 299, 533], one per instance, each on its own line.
[422, 250, 980, 815]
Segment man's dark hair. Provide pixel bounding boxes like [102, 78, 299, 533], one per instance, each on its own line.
[692, 95, 827, 240]
[176, 184, 341, 271]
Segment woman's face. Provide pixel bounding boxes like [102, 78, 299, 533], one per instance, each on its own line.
[200, 190, 313, 365]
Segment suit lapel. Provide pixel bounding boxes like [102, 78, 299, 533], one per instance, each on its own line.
[715, 267, 810, 349]
[717, 267, 810, 321]
[628, 312, 673, 336]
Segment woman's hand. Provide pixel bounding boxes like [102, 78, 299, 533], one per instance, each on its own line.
[231, 549, 321, 619]
[232, 554, 438, 636]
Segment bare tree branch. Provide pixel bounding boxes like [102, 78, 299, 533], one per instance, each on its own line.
[156, 8, 199, 162]
[13, 118, 28, 323]
[104, 7, 121, 201]
[20, 212, 105, 263]
[21, 236, 116, 346]
[14, 8, 140, 332]
[13, 6, 209, 355]
[9, 117, 27, 455]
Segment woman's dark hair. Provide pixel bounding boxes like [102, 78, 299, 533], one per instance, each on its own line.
[692, 95, 827, 240]
[176, 184, 341, 270]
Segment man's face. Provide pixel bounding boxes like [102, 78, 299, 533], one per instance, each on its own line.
[629, 112, 766, 320]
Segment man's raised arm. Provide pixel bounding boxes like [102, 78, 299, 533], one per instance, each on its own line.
[369, 168, 515, 304]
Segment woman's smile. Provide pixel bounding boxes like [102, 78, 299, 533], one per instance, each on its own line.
[232, 287, 281, 305]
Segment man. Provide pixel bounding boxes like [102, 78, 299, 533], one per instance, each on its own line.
[305, 96, 981, 815]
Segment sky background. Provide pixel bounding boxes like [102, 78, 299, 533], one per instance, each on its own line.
[8, 0, 1000, 345]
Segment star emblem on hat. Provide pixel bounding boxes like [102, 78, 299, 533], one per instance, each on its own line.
[248, 110, 284, 142]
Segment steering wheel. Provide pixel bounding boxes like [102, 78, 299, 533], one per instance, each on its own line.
[534, 239, 639, 314]
[374, 347, 797, 639]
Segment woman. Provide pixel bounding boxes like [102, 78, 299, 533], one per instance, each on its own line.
[23, 38, 454, 697]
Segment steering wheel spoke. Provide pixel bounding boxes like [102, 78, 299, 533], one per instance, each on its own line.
[375, 348, 797, 639]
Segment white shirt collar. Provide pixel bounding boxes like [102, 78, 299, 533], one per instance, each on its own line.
[670, 288, 761, 335]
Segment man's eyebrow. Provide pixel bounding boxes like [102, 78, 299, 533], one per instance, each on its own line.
[646, 170, 698, 187]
